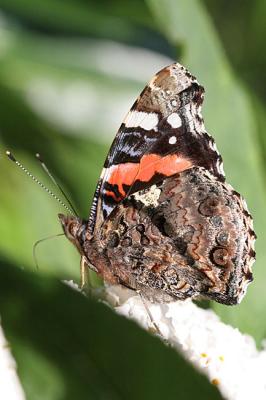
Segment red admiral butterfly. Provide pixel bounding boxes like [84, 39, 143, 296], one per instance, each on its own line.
[59, 62, 256, 305]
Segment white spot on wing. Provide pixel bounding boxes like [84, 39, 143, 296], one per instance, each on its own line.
[169, 136, 177, 144]
[167, 113, 182, 128]
[133, 185, 161, 207]
[217, 160, 225, 175]
[124, 111, 158, 131]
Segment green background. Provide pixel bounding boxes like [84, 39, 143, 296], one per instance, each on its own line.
[0, 1, 265, 398]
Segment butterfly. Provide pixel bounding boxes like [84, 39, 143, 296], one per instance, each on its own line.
[59, 62, 256, 305]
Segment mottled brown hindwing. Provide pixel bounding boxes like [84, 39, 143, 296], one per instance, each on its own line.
[99, 167, 255, 304]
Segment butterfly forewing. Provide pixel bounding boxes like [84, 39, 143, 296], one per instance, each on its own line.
[88, 63, 224, 233]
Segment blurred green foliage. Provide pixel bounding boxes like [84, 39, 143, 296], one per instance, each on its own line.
[0, 0, 265, 398]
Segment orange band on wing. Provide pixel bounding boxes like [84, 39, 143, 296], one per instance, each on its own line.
[105, 154, 192, 199]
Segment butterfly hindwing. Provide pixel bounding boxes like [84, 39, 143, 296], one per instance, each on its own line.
[89, 63, 224, 233]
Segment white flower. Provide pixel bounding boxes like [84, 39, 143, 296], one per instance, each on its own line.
[0, 321, 26, 400]
[106, 285, 266, 400]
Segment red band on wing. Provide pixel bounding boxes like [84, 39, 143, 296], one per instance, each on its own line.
[105, 154, 192, 199]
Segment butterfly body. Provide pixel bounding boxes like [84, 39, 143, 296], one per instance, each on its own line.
[59, 62, 256, 305]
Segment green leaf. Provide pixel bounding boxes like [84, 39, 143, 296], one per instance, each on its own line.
[0, 261, 222, 400]
[0, 0, 158, 48]
[147, 0, 266, 344]
[0, 0, 135, 39]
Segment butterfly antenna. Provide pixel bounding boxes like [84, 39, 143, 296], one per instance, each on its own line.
[35, 153, 79, 217]
[6, 151, 75, 215]
[33, 233, 65, 270]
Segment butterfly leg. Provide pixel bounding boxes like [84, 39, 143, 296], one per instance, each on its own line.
[80, 255, 89, 290]
[137, 291, 163, 337]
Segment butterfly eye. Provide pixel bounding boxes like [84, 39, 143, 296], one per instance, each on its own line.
[211, 247, 229, 266]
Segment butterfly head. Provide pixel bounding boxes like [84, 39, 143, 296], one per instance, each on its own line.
[58, 214, 88, 253]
